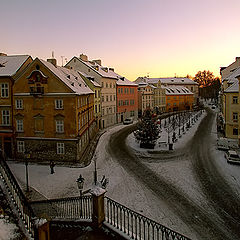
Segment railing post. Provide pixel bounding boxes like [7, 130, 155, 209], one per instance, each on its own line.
[90, 186, 106, 228]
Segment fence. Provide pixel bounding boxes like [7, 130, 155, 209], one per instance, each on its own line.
[30, 195, 92, 221]
[0, 155, 35, 237]
[105, 197, 191, 240]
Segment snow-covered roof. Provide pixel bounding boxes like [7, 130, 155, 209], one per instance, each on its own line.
[224, 67, 240, 84]
[74, 57, 118, 79]
[0, 55, 31, 77]
[224, 80, 239, 93]
[147, 77, 198, 85]
[39, 59, 93, 95]
[78, 71, 101, 87]
[111, 71, 137, 86]
[163, 86, 193, 95]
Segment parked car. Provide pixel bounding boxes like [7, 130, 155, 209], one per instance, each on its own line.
[123, 118, 133, 125]
[217, 137, 229, 151]
[225, 150, 240, 164]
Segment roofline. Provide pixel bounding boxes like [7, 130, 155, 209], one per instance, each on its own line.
[67, 56, 118, 80]
[0, 55, 33, 77]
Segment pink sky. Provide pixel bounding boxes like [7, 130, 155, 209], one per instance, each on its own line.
[1, 0, 240, 80]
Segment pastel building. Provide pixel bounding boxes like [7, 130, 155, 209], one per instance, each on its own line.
[137, 82, 155, 114]
[163, 86, 194, 112]
[66, 55, 117, 129]
[116, 77, 138, 122]
[136, 77, 198, 104]
[0, 54, 32, 157]
[13, 57, 95, 163]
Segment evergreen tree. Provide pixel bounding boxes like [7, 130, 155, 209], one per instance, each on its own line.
[134, 110, 160, 149]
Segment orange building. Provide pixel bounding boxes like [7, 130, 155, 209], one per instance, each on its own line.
[116, 77, 138, 122]
[0, 54, 32, 157]
[13, 58, 95, 162]
[164, 86, 194, 112]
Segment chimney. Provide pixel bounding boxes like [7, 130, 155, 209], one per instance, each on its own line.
[0, 53, 7, 56]
[93, 59, 101, 66]
[236, 57, 240, 62]
[47, 58, 57, 67]
[80, 54, 88, 62]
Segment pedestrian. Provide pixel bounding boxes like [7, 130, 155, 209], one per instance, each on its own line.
[50, 161, 55, 174]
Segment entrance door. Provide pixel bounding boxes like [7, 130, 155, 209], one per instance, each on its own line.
[102, 120, 105, 129]
[4, 140, 12, 158]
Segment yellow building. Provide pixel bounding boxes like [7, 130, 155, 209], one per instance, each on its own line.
[13, 58, 95, 163]
[223, 80, 239, 139]
[77, 71, 101, 130]
[0, 54, 32, 158]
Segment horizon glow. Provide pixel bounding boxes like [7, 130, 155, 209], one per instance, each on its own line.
[1, 0, 240, 81]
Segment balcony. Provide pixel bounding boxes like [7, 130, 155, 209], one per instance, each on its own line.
[30, 86, 44, 95]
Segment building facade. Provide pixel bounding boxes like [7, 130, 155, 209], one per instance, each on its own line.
[164, 86, 194, 112]
[0, 54, 32, 158]
[13, 58, 95, 163]
[66, 55, 117, 129]
[116, 77, 138, 122]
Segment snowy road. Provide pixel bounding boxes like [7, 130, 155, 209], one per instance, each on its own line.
[108, 109, 240, 240]
[8, 108, 240, 240]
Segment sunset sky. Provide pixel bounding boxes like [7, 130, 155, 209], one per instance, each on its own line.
[2, 0, 240, 81]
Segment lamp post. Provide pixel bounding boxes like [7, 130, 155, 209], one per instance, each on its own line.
[76, 174, 85, 217]
[76, 174, 85, 196]
[24, 151, 30, 192]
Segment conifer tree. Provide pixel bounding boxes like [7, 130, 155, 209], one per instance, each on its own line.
[134, 110, 160, 149]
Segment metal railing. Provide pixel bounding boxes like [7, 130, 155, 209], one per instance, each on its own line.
[0, 154, 35, 237]
[105, 197, 191, 240]
[30, 195, 92, 220]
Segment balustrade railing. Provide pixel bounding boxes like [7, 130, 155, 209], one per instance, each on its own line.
[0, 154, 35, 237]
[105, 197, 191, 240]
[30, 195, 92, 220]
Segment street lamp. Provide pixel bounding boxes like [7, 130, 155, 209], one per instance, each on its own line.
[24, 151, 31, 192]
[76, 174, 85, 196]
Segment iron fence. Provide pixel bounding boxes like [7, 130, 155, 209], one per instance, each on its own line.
[105, 197, 191, 240]
[0, 155, 35, 237]
[30, 195, 92, 220]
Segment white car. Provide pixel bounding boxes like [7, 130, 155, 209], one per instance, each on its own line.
[225, 150, 240, 164]
[123, 118, 133, 125]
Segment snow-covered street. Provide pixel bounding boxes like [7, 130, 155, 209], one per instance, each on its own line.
[8, 108, 240, 240]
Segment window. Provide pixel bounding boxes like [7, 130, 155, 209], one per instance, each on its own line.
[121, 88, 123, 93]
[233, 128, 238, 135]
[98, 104, 100, 112]
[233, 112, 238, 122]
[95, 105, 97, 113]
[118, 88, 120, 94]
[15, 99, 23, 109]
[55, 99, 63, 109]
[56, 120, 64, 133]
[95, 90, 97, 97]
[2, 110, 10, 125]
[1, 83, 9, 98]
[106, 83, 108, 88]
[16, 119, 23, 132]
[233, 96, 238, 104]
[110, 95, 112, 101]
[57, 143, 65, 154]
[106, 95, 108, 102]
[17, 141, 25, 153]
[102, 95, 104, 102]
[102, 108, 105, 115]
[110, 83, 112, 88]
